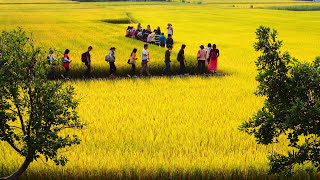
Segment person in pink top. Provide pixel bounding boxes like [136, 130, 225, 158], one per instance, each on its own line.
[197, 45, 207, 74]
[208, 44, 220, 74]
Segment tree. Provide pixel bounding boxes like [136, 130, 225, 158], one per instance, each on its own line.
[0, 27, 85, 180]
[239, 26, 320, 175]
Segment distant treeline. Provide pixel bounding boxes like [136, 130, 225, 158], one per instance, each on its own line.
[72, 0, 172, 2]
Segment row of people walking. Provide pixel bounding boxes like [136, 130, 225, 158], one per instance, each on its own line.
[126, 23, 174, 48]
[47, 43, 219, 80]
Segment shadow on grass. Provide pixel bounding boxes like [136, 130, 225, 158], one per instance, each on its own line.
[53, 62, 229, 80]
[2, 167, 320, 180]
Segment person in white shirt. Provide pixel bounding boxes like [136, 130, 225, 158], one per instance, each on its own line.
[167, 23, 173, 37]
[140, 44, 151, 77]
[205, 43, 212, 63]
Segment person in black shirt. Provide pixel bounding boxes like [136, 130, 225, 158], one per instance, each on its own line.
[161, 45, 172, 76]
[177, 44, 187, 75]
[85, 46, 93, 78]
[166, 34, 174, 48]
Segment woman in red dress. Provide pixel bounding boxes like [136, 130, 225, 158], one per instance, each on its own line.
[208, 44, 220, 74]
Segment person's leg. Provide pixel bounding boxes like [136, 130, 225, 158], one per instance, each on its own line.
[197, 61, 201, 74]
[64, 67, 69, 78]
[110, 62, 116, 75]
[182, 61, 186, 74]
[114, 63, 117, 74]
[179, 61, 183, 75]
[201, 61, 205, 74]
[162, 67, 166, 75]
[162, 61, 168, 75]
[63, 67, 67, 78]
[140, 62, 145, 76]
[86, 65, 91, 78]
[146, 62, 150, 76]
[109, 63, 112, 75]
[131, 64, 135, 76]
[168, 62, 171, 76]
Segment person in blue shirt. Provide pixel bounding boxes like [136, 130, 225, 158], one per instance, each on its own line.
[159, 33, 166, 48]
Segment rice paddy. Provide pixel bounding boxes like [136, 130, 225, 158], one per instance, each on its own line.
[0, 0, 320, 179]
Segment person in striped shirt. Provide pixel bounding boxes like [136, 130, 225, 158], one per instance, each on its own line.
[154, 32, 161, 46]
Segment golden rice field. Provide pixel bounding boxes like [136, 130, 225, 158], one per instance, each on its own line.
[1, 0, 320, 179]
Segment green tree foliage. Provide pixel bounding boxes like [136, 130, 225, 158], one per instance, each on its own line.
[239, 26, 320, 175]
[0, 27, 85, 180]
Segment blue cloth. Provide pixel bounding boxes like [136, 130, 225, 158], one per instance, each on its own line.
[159, 35, 166, 45]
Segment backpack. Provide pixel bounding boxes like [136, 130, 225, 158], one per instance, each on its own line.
[81, 52, 86, 63]
[105, 55, 115, 62]
[105, 55, 111, 62]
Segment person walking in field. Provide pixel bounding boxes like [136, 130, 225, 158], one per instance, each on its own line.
[205, 43, 212, 63]
[47, 48, 56, 80]
[140, 44, 151, 77]
[107, 47, 117, 78]
[159, 33, 166, 48]
[208, 44, 220, 74]
[178, 44, 188, 75]
[166, 34, 173, 48]
[161, 45, 172, 76]
[197, 45, 207, 74]
[82, 46, 93, 78]
[62, 49, 72, 80]
[167, 23, 173, 37]
[128, 48, 138, 78]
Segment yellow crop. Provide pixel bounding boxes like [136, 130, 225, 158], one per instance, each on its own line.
[0, 0, 320, 179]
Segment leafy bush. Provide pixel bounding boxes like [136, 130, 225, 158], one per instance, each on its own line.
[240, 26, 320, 175]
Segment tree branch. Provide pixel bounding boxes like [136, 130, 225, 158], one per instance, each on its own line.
[11, 93, 26, 135]
[7, 140, 23, 155]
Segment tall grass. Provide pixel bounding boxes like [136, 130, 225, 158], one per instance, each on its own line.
[261, 4, 320, 11]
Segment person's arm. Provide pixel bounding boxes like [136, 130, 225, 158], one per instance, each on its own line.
[86, 55, 90, 66]
[64, 57, 71, 62]
[64, 56, 71, 62]
[217, 49, 220, 57]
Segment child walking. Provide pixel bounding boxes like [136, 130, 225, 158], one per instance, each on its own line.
[62, 49, 72, 80]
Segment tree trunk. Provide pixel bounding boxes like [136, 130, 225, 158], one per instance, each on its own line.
[0, 159, 31, 180]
